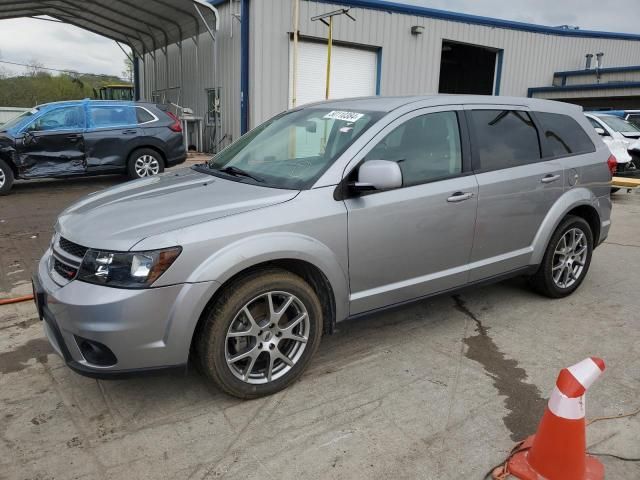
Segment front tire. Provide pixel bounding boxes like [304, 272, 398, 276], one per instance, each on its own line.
[195, 269, 323, 399]
[127, 148, 165, 179]
[530, 215, 593, 298]
[0, 159, 14, 195]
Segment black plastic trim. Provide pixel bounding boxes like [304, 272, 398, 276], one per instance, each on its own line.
[344, 265, 538, 323]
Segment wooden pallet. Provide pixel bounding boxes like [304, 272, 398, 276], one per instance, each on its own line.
[612, 176, 640, 189]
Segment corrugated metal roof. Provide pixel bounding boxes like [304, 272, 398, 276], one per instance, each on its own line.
[0, 0, 220, 55]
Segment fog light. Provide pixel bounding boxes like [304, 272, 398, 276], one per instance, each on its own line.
[75, 336, 117, 366]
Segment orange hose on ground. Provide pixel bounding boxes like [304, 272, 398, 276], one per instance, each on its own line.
[0, 295, 34, 305]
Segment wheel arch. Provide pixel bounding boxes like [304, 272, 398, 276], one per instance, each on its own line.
[185, 233, 349, 358]
[531, 188, 603, 265]
[190, 257, 338, 350]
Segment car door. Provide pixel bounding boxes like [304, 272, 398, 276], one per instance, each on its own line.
[465, 106, 564, 281]
[83, 104, 140, 172]
[343, 107, 479, 315]
[15, 105, 86, 178]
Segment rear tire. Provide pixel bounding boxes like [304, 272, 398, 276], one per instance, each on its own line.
[530, 215, 593, 298]
[195, 269, 323, 399]
[0, 159, 14, 196]
[127, 148, 165, 179]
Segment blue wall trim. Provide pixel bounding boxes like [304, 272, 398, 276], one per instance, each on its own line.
[313, 0, 640, 41]
[375, 48, 382, 95]
[240, 0, 250, 134]
[554, 65, 640, 77]
[493, 50, 503, 95]
[528, 82, 640, 97]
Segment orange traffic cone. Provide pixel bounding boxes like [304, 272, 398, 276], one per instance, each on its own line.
[507, 357, 606, 480]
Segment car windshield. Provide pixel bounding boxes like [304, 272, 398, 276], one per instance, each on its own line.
[0, 108, 39, 132]
[598, 115, 640, 133]
[204, 107, 382, 189]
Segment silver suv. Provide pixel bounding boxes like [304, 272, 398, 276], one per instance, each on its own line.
[34, 96, 612, 398]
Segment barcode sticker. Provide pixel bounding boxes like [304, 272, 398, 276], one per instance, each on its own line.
[323, 110, 365, 122]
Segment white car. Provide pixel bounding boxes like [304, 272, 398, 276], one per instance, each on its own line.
[585, 113, 640, 173]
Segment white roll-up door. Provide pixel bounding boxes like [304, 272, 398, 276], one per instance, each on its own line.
[289, 40, 378, 107]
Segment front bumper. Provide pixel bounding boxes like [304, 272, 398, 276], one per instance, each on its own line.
[34, 250, 216, 378]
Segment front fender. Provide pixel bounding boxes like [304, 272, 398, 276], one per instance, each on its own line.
[187, 232, 350, 322]
[530, 187, 602, 265]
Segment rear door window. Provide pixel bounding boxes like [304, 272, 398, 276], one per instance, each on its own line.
[89, 105, 136, 128]
[535, 112, 595, 157]
[469, 110, 541, 171]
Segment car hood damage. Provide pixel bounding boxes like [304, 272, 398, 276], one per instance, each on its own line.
[56, 167, 299, 251]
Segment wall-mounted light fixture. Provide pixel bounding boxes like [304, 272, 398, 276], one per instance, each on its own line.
[411, 26, 424, 35]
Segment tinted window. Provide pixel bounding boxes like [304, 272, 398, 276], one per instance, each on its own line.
[364, 111, 462, 186]
[627, 114, 640, 127]
[89, 105, 136, 128]
[535, 112, 595, 157]
[136, 107, 155, 124]
[599, 115, 640, 133]
[470, 110, 540, 171]
[28, 106, 85, 132]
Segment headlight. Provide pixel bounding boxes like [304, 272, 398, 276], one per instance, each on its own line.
[77, 247, 181, 289]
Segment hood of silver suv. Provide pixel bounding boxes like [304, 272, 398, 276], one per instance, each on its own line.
[56, 167, 299, 251]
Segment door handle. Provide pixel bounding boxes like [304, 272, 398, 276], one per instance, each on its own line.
[541, 174, 560, 184]
[122, 129, 137, 135]
[447, 191, 474, 203]
[66, 134, 82, 142]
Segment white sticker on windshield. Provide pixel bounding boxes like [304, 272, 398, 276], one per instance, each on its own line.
[323, 110, 365, 122]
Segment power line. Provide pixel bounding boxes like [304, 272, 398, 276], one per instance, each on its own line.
[0, 59, 127, 80]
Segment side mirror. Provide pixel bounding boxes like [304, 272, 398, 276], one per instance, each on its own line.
[351, 160, 402, 192]
[594, 127, 607, 136]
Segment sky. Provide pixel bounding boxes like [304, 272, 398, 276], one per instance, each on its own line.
[0, 0, 638, 78]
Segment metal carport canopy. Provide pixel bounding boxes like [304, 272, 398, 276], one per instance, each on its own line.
[0, 0, 220, 56]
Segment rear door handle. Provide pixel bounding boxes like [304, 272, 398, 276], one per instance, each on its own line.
[541, 174, 561, 184]
[122, 129, 137, 135]
[66, 134, 82, 142]
[447, 191, 474, 203]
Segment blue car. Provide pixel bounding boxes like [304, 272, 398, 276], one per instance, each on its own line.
[0, 99, 186, 195]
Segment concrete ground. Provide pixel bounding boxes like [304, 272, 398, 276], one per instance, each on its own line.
[1, 172, 639, 479]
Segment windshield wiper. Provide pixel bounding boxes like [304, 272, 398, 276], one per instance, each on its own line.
[218, 165, 264, 183]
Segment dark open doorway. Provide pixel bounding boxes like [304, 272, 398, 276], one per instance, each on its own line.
[439, 40, 499, 95]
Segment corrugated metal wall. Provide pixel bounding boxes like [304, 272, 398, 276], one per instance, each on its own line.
[249, 0, 640, 127]
[140, 0, 640, 142]
[137, 0, 241, 151]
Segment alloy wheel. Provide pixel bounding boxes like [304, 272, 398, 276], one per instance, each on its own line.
[552, 227, 588, 289]
[225, 291, 310, 384]
[0, 168, 5, 189]
[134, 154, 160, 177]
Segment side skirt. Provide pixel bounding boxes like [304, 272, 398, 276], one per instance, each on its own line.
[340, 265, 538, 324]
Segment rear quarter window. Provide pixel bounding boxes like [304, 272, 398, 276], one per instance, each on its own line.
[469, 110, 541, 171]
[535, 112, 595, 157]
[136, 107, 156, 124]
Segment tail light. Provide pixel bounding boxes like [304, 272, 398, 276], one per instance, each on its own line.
[166, 111, 182, 132]
[607, 154, 617, 176]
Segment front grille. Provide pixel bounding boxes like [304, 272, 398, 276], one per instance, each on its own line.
[59, 237, 88, 259]
[53, 258, 78, 280]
